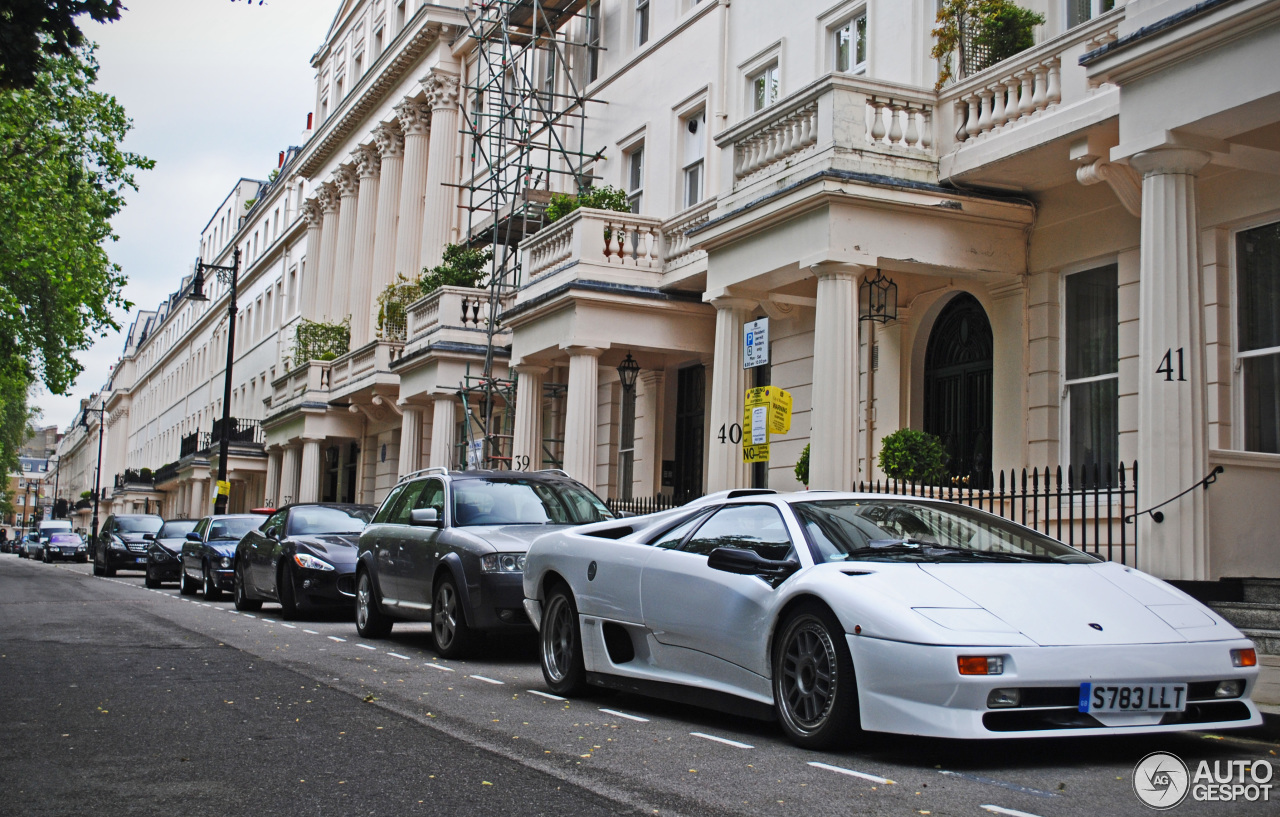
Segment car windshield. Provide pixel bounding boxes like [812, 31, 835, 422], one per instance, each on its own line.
[157, 520, 197, 539]
[207, 517, 262, 541]
[116, 517, 163, 534]
[289, 506, 373, 536]
[50, 533, 81, 544]
[451, 479, 614, 527]
[792, 500, 1098, 564]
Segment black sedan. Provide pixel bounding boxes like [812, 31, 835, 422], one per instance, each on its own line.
[144, 519, 198, 588]
[43, 532, 87, 563]
[234, 503, 374, 619]
[179, 514, 267, 600]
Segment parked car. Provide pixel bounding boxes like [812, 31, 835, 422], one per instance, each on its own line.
[354, 468, 614, 657]
[523, 491, 1263, 747]
[19, 532, 42, 559]
[233, 503, 375, 618]
[92, 514, 164, 576]
[180, 514, 268, 599]
[43, 532, 87, 563]
[144, 519, 198, 588]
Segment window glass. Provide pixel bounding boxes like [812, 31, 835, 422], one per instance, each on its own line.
[387, 480, 430, 525]
[157, 520, 198, 540]
[682, 110, 705, 207]
[650, 510, 712, 549]
[414, 480, 446, 518]
[1065, 264, 1118, 476]
[261, 511, 287, 539]
[207, 517, 262, 541]
[751, 64, 778, 112]
[1238, 221, 1280, 453]
[288, 506, 372, 536]
[636, 0, 649, 46]
[681, 504, 793, 560]
[116, 517, 163, 533]
[834, 14, 867, 73]
[627, 146, 644, 213]
[372, 483, 408, 524]
[451, 478, 613, 526]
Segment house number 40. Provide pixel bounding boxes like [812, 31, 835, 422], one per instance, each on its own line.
[1156, 347, 1187, 382]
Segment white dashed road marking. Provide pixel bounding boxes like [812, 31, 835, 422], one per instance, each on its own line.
[279, 623, 296, 629]
[387, 652, 411, 660]
[526, 690, 565, 701]
[357, 643, 377, 651]
[808, 761, 895, 785]
[981, 807, 1045, 817]
[599, 708, 649, 723]
[690, 732, 753, 749]
[470, 675, 505, 685]
[425, 663, 455, 672]
[940, 771, 1059, 798]
[303, 629, 319, 635]
[327, 636, 346, 642]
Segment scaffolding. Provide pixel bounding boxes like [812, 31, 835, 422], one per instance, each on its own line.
[455, 0, 605, 470]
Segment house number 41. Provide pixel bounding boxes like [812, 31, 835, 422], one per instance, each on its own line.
[1156, 347, 1187, 382]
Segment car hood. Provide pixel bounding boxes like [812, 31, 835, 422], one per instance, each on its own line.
[460, 524, 579, 552]
[203, 541, 239, 556]
[917, 562, 1229, 646]
[118, 533, 153, 544]
[154, 538, 185, 555]
[294, 534, 360, 563]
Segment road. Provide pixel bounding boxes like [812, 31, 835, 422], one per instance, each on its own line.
[1, 554, 1276, 816]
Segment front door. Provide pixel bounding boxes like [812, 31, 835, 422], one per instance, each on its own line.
[674, 365, 705, 501]
[924, 293, 993, 485]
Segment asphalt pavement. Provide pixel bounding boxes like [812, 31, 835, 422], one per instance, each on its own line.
[2, 554, 1277, 817]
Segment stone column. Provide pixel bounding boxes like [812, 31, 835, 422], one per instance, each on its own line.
[428, 396, 457, 469]
[420, 70, 461, 270]
[279, 444, 300, 505]
[1130, 148, 1212, 581]
[397, 406, 424, 479]
[298, 438, 323, 503]
[189, 479, 205, 517]
[636, 370, 665, 496]
[705, 298, 755, 492]
[314, 182, 341, 322]
[299, 198, 324, 321]
[348, 146, 381, 346]
[512, 364, 548, 472]
[324, 164, 360, 324]
[265, 447, 282, 507]
[394, 99, 432, 280]
[371, 123, 404, 316]
[809, 263, 861, 491]
[563, 348, 602, 491]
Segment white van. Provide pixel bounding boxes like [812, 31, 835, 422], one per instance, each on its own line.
[37, 520, 72, 540]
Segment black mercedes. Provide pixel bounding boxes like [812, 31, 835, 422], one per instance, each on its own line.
[233, 503, 374, 619]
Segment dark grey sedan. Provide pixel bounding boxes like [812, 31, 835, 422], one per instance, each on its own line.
[354, 469, 613, 657]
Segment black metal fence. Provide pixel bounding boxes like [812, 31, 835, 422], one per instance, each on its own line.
[605, 462, 1138, 565]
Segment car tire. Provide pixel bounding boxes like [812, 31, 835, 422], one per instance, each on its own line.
[540, 583, 588, 697]
[144, 566, 160, 589]
[42, 550, 50, 564]
[431, 573, 475, 659]
[277, 562, 300, 620]
[355, 569, 392, 639]
[202, 563, 223, 601]
[234, 563, 262, 612]
[771, 603, 860, 750]
[179, 566, 198, 595]
[91, 557, 103, 574]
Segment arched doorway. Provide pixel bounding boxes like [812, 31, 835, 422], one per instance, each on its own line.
[924, 292, 993, 484]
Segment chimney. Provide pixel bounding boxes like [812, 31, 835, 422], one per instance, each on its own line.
[278, 150, 285, 168]
[306, 112, 313, 130]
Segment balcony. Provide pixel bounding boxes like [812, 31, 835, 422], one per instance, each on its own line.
[404, 285, 502, 354]
[210, 417, 265, 447]
[113, 469, 155, 491]
[179, 431, 210, 459]
[327, 339, 404, 401]
[153, 461, 180, 486]
[715, 73, 939, 203]
[936, 9, 1123, 183]
[269, 359, 333, 416]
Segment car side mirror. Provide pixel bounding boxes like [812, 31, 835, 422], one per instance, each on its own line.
[707, 547, 800, 586]
[142, 533, 155, 540]
[185, 532, 202, 542]
[409, 508, 441, 528]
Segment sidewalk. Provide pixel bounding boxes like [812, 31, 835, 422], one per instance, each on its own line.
[1256, 655, 1280, 706]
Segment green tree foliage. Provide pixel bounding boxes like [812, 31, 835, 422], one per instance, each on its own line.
[290, 318, 351, 367]
[0, 0, 123, 90]
[419, 243, 491, 293]
[0, 360, 35, 518]
[794, 443, 810, 487]
[877, 428, 950, 484]
[544, 185, 631, 223]
[0, 47, 152, 396]
[931, 0, 1045, 89]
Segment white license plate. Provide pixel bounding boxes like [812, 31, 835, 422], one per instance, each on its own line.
[135, 557, 147, 563]
[1079, 682, 1187, 713]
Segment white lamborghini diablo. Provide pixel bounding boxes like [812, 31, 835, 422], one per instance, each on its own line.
[521, 490, 1261, 747]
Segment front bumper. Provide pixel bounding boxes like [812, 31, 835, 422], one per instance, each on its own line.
[147, 556, 181, 580]
[289, 567, 357, 609]
[46, 547, 87, 562]
[850, 636, 1262, 739]
[104, 548, 151, 570]
[470, 572, 536, 631]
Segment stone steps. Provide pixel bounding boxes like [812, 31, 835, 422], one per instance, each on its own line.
[1210, 602, 1280, 633]
[1242, 578, 1280, 605]
[1241, 630, 1280, 656]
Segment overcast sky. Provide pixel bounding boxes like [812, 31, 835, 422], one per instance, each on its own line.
[32, 0, 334, 433]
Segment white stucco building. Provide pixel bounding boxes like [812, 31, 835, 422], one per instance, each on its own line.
[80, 0, 1280, 582]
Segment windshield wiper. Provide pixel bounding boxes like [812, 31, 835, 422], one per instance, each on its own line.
[843, 539, 1059, 562]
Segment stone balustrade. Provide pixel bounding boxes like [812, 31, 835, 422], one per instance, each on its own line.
[661, 199, 717, 271]
[938, 9, 1121, 149]
[405, 285, 495, 345]
[521, 208, 667, 283]
[270, 360, 332, 410]
[327, 339, 405, 395]
[718, 73, 938, 190]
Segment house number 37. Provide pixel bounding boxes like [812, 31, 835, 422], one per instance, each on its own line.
[1156, 347, 1187, 382]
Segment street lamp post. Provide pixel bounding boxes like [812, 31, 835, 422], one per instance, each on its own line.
[81, 405, 106, 554]
[48, 454, 60, 520]
[187, 247, 240, 515]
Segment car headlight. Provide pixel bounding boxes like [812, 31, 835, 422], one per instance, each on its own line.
[219, 557, 233, 569]
[293, 553, 334, 571]
[109, 539, 128, 550]
[480, 553, 525, 573]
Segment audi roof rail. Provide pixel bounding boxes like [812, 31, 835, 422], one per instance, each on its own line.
[397, 466, 450, 483]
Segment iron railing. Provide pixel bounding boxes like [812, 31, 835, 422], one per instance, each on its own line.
[604, 492, 701, 517]
[153, 461, 180, 485]
[179, 431, 208, 458]
[211, 417, 265, 446]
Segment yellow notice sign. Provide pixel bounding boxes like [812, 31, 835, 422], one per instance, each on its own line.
[744, 386, 792, 435]
[742, 441, 770, 463]
[215, 480, 231, 497]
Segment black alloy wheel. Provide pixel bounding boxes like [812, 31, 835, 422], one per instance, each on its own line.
[354, 570, 392, 638]
[234, 563, 262, 612]
[179, 564, 198, 595]
[772, 604, 860, 749]
[202, 562, 223, 601]
[431, 574, 474, 659]
[277, 561, 300, 620]
[42, 549, 51, 564]
[540, 584, 587, 696]
[144, 565, 160, 589]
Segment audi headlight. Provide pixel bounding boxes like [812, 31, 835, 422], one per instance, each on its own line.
[480, 553, 525, 573]
[293, 553, 334, 571]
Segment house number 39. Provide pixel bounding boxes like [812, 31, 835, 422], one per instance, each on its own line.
[1156, 347, 1187, 382]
